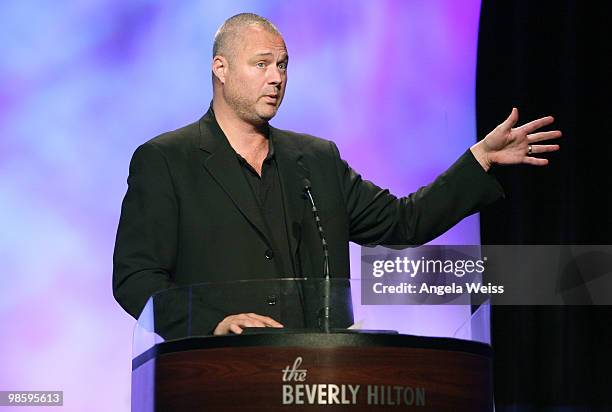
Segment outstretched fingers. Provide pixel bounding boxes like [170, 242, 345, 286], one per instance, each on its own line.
[523, 142, 560, 165]
[529, 144, 560, 154]
[528, 130, 562, 143]
[522, 118, 561, 166]
[523, 156, 549, 166]
[518, 116, 555, 134]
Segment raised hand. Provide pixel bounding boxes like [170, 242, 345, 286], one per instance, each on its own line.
[471, 108, 562, 171]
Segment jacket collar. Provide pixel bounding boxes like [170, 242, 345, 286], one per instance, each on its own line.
[197, 107, 270, 244]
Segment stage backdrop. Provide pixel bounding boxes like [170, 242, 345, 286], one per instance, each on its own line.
[0, 1, 482, 410]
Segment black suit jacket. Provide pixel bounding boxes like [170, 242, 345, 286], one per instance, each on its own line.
[113, 109, 503, 336]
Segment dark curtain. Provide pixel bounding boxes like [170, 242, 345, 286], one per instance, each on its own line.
[476, 1, 612, 410]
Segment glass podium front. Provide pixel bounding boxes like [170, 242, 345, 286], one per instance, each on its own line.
[132, 278, 491, 359]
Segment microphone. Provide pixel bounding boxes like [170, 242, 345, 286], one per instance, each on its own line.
[302, 178, 331, 332]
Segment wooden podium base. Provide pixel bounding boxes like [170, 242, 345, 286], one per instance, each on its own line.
[132, 332, 493, 411]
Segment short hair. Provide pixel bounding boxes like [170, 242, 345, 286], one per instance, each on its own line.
[213, 13, 282, 59]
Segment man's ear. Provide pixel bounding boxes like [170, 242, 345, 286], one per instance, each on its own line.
[212, 56, 228, 84]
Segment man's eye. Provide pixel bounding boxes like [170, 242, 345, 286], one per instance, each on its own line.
[256, 62, 266, 68]
[278, 62, 287, 70]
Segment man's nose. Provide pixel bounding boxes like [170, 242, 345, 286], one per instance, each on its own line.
[267, 66, 283, 85]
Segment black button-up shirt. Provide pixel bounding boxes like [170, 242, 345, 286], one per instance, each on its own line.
[234, 136, 295, 277]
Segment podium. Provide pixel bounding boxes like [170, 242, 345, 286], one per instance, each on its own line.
[131, 279, 494, 411]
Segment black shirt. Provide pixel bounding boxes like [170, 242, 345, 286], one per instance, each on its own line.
[234, 136, 295, 277]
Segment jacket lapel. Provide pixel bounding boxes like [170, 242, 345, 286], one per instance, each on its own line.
[271, 126, 310, 261]
[197, 111, 271, 246]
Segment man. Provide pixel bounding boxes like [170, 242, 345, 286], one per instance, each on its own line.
[112, 13, 561, 337]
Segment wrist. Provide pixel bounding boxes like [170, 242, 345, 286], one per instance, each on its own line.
[470, 141, 492, 172]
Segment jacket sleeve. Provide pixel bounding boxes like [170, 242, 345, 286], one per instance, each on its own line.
[331, 142, 504, 246]
[112, 142, 178, 320]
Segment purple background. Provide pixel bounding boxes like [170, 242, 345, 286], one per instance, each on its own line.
[0, 1, 482, 410]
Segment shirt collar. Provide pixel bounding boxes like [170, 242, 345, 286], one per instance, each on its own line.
[209, 101, 275, 161]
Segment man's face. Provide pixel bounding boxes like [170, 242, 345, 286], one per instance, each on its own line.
[222, 25, 288, 125]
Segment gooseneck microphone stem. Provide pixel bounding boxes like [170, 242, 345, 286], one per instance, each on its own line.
[303, 178, 331, 333]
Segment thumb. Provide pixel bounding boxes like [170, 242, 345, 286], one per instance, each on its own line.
[501, 107, 518, 129]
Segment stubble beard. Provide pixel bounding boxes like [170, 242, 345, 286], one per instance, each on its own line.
[225, 84, 277, 126]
